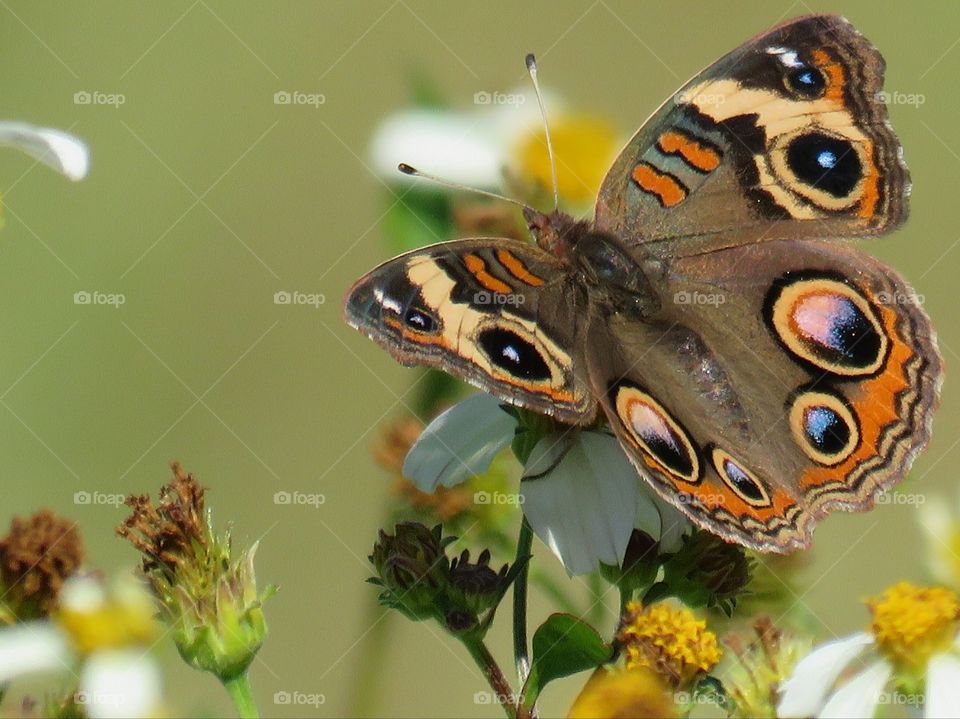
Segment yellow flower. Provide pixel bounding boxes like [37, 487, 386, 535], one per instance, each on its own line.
[616, 601, 721, 688]
[568, 667, 676, 719]
[869, 581, 960, 673]
[513, 114, 618, 207]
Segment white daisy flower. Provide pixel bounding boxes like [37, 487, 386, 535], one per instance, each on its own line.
[0, 576, 161, 718]
[369, 87, 560, 189]
[402, 393, 691, 575]
[778, 582, 960, 719]
[0, 121, 89, 180]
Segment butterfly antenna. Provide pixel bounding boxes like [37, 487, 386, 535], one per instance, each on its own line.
[525, 53, 559, 211]
[397, 163, 532, 211]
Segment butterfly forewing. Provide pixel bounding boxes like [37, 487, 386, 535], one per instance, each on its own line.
[595, 14, 910, 258]
[344, 239, 596, 424]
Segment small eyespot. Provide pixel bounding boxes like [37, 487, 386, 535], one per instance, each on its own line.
[403, 307, 438, 333]
[785, 66, 826, 99]
[789, 389, 860, 466]
[477, 327, 551, 381]
[785, 133, 861, 198]
[612, 383, 701, 484]
[709, 447, 771, 507]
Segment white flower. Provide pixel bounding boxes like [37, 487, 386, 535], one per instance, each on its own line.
[402, 393, 691, 575]
[368, 88, 560, 188]
[919, 494, 960, 593]
[0, 121, 89, 180]
[777, 582, 960, 719]
[0, 577, 161, 718]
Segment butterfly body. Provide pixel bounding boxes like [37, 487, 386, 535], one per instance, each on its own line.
[345, 15, 942, 553]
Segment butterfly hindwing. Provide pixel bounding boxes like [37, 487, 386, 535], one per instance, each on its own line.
[586, 240, 940, 552]
[344, 239, 596, 424]
[595, 14, 909, 258]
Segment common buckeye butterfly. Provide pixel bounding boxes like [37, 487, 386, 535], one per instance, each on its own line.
[344, 15, 942, 553]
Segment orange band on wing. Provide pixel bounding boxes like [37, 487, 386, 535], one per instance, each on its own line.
[464, 254, 513, 294]
[857, 138, 880, 219]
[812, 48, 846, 103]
[657, 131, 722, 172]
[798, 300, 910, 494]
[631, 163, 688, 207]
[496, 249, 545, 287]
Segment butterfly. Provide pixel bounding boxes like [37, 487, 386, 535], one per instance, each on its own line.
[343, 14, 942, 553]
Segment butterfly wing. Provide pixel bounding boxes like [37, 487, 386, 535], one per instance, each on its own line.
[586, 241, 941, 552]
[344, 239, 596, 424]
[595, 14, 909, 258]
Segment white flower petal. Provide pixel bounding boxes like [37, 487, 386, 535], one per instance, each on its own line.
[402, 393, 515, 491]
[648, 490, 691, 553]
[634, 491, 662, 541]
[521, 431, 640, 575]
[925, 652, 960, 718]
[369, 109, 504, 186]
[61, 575, 108, 612]
[368, 87, 563, 189]
[818, 659, 890, 719]
[778, 632, 874, 718]
[80, 649, 161, 719]
[0, 121, 89, 180]
[0, 622, 72, 682]
[920, 499, 957, 588]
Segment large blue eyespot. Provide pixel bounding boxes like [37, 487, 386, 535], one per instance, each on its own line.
[786, 133, 861, 198]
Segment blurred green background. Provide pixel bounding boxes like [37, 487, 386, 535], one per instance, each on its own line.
[0, 1, 958, 716]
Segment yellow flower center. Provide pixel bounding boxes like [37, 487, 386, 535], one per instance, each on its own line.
[868, 582, 960, 671]
[617, 601, 721, 688]
[56, 579, 158, 655]
[513, 114, 618, 207]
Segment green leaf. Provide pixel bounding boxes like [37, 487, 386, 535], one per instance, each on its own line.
[381, 188, 452, 256]
[522, 613, 611, 708]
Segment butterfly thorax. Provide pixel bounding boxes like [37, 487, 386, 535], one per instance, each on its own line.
[525, 207, 661, 319]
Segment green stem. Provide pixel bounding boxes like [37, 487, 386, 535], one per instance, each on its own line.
[345, 593, 394, 716]
[513, 516, 534, 684]
[223, 673, 259, 719]
[462, 637, 518, 719]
